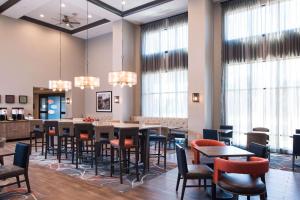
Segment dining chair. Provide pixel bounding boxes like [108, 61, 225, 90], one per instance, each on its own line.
[110, 127, 139, 184]
[44, 120, 59, 159]
[219, 125, 233, 145]
[74, 123, 95, 169]
[296, 129, 300, 134]
[293, 134, 300, 171]
[191, 139, 225, 168]
[253, 127, 270, 132]
[0, 143, 31, 193]
[29, 119, 45, 154]
[94, 125, 115, 175]
[213, 157, 269, 200]
[175, 144, 213, 200]
[58, 122, 74, 163]
[203, 129, 219, 141]
[248, 142, 268, 159]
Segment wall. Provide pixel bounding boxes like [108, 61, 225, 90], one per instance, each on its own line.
[212, 3, 222, 129]
[84, 33, 113, 118]
[188, 0, 214, 142]
[0, 15, 85, 117]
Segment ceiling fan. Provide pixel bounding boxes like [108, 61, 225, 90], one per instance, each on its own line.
[53, 13, 81, 28]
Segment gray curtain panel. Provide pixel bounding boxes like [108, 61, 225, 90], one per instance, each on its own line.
[141, 13, 188, 73]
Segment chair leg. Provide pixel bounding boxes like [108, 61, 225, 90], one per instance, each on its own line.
[247, 196, 250, 200]
[110, 146, 114, 177]
[41, 133, 44, 155]
[45, 134, 49, 159]
[119, 149, 123, 184]
[181, 178, 187, 200]
[34, 135, 38, 152]
[204, 178, 207, 191]
[71, 137, 74, 164]
[164, 139, 167, 170]
[176, 173, 181, 192]
[158, 141, 161, 165]
[76, 140, 79, 169]
[24, 172, 31, 193]
[135, 146, 139, 181]
[212, 183, 217, 200]
[293, 155, 295, 171]
[95, 143, 99, 176]
[58, 136, 61, 163]
[260, 193, 266, 200]
[261, 175, 267, 197]
[16, 176, 21, 187]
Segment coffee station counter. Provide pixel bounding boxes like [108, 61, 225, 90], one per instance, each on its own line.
[0, 120, 30, 140]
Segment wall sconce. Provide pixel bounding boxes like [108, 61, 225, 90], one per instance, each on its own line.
[192, 93, 200, 103]
[114, 96, 120, 104]
[66, 98, 71, 104]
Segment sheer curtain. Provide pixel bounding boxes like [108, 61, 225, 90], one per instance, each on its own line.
[222, 0, 300, 151]
[141, 13, 188, 118]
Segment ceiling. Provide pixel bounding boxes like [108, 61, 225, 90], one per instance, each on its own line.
[0, 0, 188, 39]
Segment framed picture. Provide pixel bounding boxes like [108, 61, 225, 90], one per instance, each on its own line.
[5, 95, 15, 104]
[19, 95, 28, 104]
[96, 91, 112, 112]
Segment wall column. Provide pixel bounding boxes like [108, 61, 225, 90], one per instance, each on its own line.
[188, 0, 214, 143]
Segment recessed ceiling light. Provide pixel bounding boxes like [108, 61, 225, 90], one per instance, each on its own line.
[121, 0, 126, 5]
[61, 3, 66, 8]
[88, 14, 92, 18]
[40, 14, 45, 18]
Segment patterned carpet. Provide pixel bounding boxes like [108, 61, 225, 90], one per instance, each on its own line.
[270, 153, 300, 173]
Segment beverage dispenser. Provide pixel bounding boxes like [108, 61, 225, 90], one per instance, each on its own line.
[12, 107, 24, 120]
[0, 108, 7, 121]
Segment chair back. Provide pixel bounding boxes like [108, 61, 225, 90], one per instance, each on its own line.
[13, 143, 31, 170]
[203, 129, 218, 140]
[58, 122, 74, 137]
[253, 127, 269, 132]
[248, 142, 268, 158]
[246, 132, 269, 148]
[293, 134, 300, 155]
[74, 123, 94, 140]
[296, 129, 300, 134]
[94, 125, 115, 142]
[175, 144, 188, 177]
[44, 121, 59, 136]
[30, 119, 44, 132]
[118, 128, 139, 148]
[219, 125, 233, 138]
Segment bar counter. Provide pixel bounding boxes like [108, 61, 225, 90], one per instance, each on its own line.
[0, 120, 30, 140]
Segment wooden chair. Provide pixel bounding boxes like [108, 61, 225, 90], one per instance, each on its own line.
[203, 129, 219, 141]
[253, 127, 269, 132]
[58, 122, 74, 163]
[29, 119, 45, 154]
[94, 125, 115, 175]
[219, 125, 233, 145]
[44, 121, 59, 159]
[293, 134, 300, 171]
[0, 143, 31, 193]
[175, 144, 213, 200]
[110, 127, 139, 184]
[74, 123, 95, 169]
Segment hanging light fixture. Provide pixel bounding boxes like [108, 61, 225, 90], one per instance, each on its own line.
[49, 0, 72, 92]
[74, 0, 100, 90]
[108, 0, 137, 88]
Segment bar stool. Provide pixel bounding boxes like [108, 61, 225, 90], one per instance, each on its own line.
[110, 127, 139, 184]
[58, 122, 74, 163]
[44, 121, 59, 159]
[149, 127, 168, 170]
[74, 123, 95, 169]
[29, 119, 45, 154]
[94, 125, 115, 175]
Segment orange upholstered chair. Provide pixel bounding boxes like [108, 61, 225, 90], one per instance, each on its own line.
[191, 139, 225, 164]
[213, 157, 269, 200]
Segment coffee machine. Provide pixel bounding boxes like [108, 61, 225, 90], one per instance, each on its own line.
[0, 108, 7, 121]
[12, 107, 24, 120]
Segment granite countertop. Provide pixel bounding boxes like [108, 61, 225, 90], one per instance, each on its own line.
[0, 120, 29, 123]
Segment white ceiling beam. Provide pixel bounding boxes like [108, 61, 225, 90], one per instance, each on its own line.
[3, 0, 52, 19]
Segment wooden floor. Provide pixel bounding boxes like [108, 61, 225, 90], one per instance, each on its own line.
[1, 141, 300, 200]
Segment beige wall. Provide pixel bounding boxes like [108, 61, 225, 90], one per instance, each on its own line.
[84, 33, 113, 118]
[212, 3, 222, 129]
[188, 0, 214, 141]
[0, 15, 85, 117]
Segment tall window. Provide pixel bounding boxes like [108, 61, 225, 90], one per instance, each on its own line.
[222, 0, 300, 151]
[141, 13, 188, 118]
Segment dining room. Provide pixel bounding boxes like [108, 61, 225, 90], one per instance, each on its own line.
[0, 0, 300, 200]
